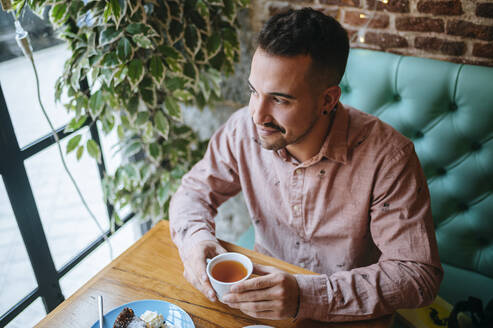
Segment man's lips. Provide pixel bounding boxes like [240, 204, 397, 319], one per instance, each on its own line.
[257, 126, 280, 136]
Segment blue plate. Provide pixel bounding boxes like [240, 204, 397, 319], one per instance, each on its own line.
[91, 299, 195, 328]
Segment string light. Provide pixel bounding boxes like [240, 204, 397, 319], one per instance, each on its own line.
[358, 30, 365, 43]
[354, 0, 388, 44]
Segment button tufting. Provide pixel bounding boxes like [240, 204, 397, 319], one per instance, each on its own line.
[457, 203, 469, 212]
[436, 167, 447, 176]
[414, 131, 424, 139]
[449, 103, 458, 111]
[393, 94, 401, 101]
[471, 142, 482, 151]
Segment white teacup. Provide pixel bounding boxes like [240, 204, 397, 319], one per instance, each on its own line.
[206, 252, 253, 302]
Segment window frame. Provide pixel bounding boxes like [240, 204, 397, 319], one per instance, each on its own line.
[0, 80, 132, 326]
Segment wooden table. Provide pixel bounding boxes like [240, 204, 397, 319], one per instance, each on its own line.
[35, 221, 393, 328]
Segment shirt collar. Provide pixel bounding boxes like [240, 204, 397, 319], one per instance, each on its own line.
[274, 102, 349, 165]
[318, 102, 349, 164]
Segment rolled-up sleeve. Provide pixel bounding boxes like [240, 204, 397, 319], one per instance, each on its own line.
[169, 119, 242, 256]
[294, 143, 443, 322]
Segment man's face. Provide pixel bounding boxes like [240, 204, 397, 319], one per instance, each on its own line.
[248, 48, 325, 151]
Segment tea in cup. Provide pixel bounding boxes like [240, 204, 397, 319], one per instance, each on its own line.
[206, 252, 253, 301]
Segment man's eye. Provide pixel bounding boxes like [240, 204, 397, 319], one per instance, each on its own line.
[273, 97, 287, 104]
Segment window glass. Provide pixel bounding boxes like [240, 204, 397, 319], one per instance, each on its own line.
[0, 176, 38, 316]
[5, 297, 46, 328]
[24, 127, 110, 270]
[0, 7, 70, 147]
[60, 217, 139, 297]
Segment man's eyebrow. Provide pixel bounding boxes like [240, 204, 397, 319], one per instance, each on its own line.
[247, 80, 297, 100]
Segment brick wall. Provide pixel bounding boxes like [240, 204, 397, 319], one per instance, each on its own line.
[249, 0, 493, 67]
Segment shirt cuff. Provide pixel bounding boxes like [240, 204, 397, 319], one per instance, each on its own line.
[294, 274, 330, 321]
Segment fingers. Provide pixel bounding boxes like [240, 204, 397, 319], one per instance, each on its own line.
[252, 263, 281, 275]
[226, 300, 284, 320]
[230, 273, 280, 293]
[226, 299, 281, 312]
[182, 240, 227, 303]
[183, 268, 217, 302]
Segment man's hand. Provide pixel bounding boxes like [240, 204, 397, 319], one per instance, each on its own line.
[182, 240, 226, 302]
[222, 263, 300, 319]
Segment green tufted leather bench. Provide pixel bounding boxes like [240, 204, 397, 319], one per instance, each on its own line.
[236, 48, 493, 307]
[339, 49, 493, 306]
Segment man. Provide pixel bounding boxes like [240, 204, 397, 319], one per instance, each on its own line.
[169, 8, 443, 322]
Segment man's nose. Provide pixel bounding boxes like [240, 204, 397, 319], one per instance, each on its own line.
[250, 96, 271, 125]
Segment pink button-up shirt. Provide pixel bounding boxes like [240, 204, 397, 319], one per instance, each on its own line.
[169, 103, 443, 322]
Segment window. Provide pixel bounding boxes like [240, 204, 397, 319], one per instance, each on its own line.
[0, 8, 135, 327]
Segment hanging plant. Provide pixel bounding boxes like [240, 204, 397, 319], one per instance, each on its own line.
[14, 0, 248, 224]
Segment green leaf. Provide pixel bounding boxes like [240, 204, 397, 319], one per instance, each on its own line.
[89, 53, 103, 67]
[223, 0, 236, 20]
[184, 25, 200, 56]
[154, 111, 170, 139]
[142, 121, 154, 143]
[86, 139, 102, 162]
[206, 34, 221, 58]
[67, 134, 82, 153]
[164, 97, 182, 122]
[127, 94, 139, 116]
[89, 90, 104, 118]
[113, 65, 128, 86]
[167, 19, 183, 44]
[102, 112, 115, 134]
[123, 163, 139, 180]
[149, 142, 161, 160]
[167, 0, 183, 19]
[100, 52, 119, 68]
[132, 34, 153, 49]
[183, 62, 198, 81]
[158, 45, 184, 61]
[149, 56, 165, 84]
[50, 3, 68, 23]
[126, 23, 147, 35]
[117, 124, 125, 139]
[117, 37, 133, 62]
[55, 77, 63, 102]
[222, 27, 239, 47]
[127, 58, 144, 89]
[165, 57, 182, 73]
[140, 87, 156, 107]
[173, 89, 193, 103]
[76, 145, 84, 160]
[199, 74, 211, 101]
[124, 140, 142, 158]
[109, 0, 126, 28]
[165, 76, 187, 91]
[65, 116, 87, 133]
[136, 111, 150, 125]
[99, 26, 122, 46]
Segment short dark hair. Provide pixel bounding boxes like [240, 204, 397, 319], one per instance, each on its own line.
[257, 8, 349, 86]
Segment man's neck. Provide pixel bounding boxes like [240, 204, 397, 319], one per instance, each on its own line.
[286, 111, 333, 163]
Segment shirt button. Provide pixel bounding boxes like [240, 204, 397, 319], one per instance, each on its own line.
[300, 262, 306, 268]
[293, 205, 301, 215]
[294, 169, 301, 176]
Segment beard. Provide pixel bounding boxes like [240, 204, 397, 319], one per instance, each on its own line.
[256, 115, 319, 151]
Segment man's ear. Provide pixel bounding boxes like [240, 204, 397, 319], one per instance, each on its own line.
[322, 85, 341, 112]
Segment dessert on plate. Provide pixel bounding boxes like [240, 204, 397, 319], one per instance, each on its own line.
[113, 307, 146, 328]
[113, 307, 168, 328]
